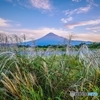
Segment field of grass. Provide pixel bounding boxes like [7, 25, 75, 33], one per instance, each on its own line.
[0, 44, 100, 100]
[0, 34, 100, 100]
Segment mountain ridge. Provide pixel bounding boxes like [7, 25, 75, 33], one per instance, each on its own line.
[20, 32, 91, 46]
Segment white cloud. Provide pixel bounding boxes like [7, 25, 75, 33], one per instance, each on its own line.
[5, 28, 70, 40]
[1, 27, 100, 42]
[0, 18, 11, 27]
[30, 0, 52, 10]
[65, 5, 91, 16]
[72, 0, 81, 2]
[86, 26, 100, 32]
[86, 26, 100, 30]
[61, 5, 91, 24]
[0, 17, 21, 28]
[77, 5, 91, 13]
[65, 19, 100, 29]
[86, 0, 98, 6]
[74, 33, 100, 42]
[61, 17, 73, 23]
[7, 0, 52, 10]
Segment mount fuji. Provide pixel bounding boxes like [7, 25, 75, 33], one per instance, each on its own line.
[20, 33, 91, 46]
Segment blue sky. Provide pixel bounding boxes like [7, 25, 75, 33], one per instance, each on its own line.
[0, 0, 100, 42]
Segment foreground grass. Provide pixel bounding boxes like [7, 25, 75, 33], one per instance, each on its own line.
[0, 45, 100, 100]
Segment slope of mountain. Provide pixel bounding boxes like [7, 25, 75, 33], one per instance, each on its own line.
[19, 33, 91, 46]
[35, 33, 66, 46]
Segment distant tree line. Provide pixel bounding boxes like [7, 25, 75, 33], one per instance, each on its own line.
[88, 42, 100, 49]
[18, 44, 31, 48]
[17, 42, 100, 49]
[37, 44, 67, 48]
[75, 42, 100, 49]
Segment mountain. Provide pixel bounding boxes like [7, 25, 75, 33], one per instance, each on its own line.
[34, 33, 66, 46]
[19, 33, 91, 46]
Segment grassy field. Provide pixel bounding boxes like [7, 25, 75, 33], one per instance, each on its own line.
[0, 44, 100, 100]
[0, 33, 100, 100]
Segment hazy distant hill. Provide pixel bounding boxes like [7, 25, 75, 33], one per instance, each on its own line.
[20, 33, 91, 46]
